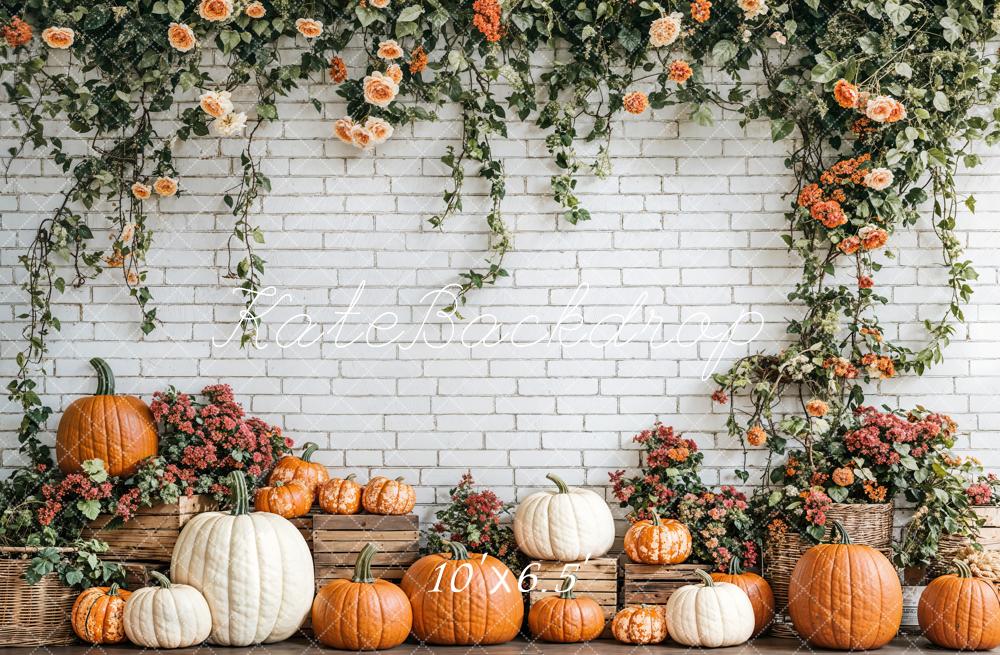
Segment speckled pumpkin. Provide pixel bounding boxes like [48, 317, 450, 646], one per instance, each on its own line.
[255, 479, 313, 518]
[611, 605, 667, 645]
[318, 474, 363, 515]
[268, 441, 329, 497]
[623, 513, 692, 565]
[72, 583, 132, 645]
[362, 476, 416, 515]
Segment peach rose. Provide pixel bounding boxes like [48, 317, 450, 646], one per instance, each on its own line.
[865, 95, 896, 123]
[377, 39, 404, 60]
[365, 117, 394, 144]
[120, 222, 136, 245]
[863, 167, 893, 191]
[131, 182, 152, 200]
[370, 0, 390, 7]
[153, 177, 178, 197]
[198, 90, 233, 118]
[622, 91, 648, 115]
[837, 235, 861, 255]
[362, 71, 398, 108]
[648, 13, 681, 47]
[126, 270, 139, 286]
[887, 99, 907, 123]
[833, 79, 859, 109]
[350, 124, 374, 150]
[805, 398, 829, 418]
[41, 26, 74, 49]
[295, 18, 323, 38]
[333, 118, 355, 144]
[859, 225, 888, 250]
[737, 0, 768, 18]
[198, 0, 232, 21]
[385, 63, 403, 84]
[167, 23, 197, 52]
[245, 2, 266, 18]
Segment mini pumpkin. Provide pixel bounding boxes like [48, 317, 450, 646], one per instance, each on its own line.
[513, 473, 616, 561]
[312, 543, 412, 650]
[255, 479, 313, 518]
[318, 474, 363, 514]
[611, 605, 668, 645]
[71, 583, 132, 645]
[123, 571, 212, 649]
[788, 520, 902, 650]
[623, 512, 692, 565]
[269, 441, 330, 496]
[711, 556, 774, 637]
[918, 560, 1000, 651]
[665, 569, 755, 647]
[528, 574, 606, 643]
[363, 475, 416, 515]
[56, 357, 158, 477]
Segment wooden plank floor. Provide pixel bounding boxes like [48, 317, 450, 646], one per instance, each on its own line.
[2, 637, 968, 654]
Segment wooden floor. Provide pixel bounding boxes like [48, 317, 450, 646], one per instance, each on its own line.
[3, 636, 975, 655]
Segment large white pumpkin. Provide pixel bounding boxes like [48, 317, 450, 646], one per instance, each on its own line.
[513, 473, 615, 561]
[123, 571, 212, 649]
[665, 569, 755, 648]
[170, 471, 314, 646]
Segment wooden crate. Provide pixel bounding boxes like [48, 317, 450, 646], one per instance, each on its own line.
[312, 514, 419, 588]
[975, 506, 1000, 549]
[83, 495, 217, 563]
[620, 555, 711, 606]
[119, 561, 168, 589]
[527, 558, 618, 639]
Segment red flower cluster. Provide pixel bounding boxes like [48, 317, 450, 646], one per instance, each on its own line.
[966, 475, 998, 505]
[845, 406, 950, 465]
[801, 487, 832, 526]
[38, 474, 114, 526]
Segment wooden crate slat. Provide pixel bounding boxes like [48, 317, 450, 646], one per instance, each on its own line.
[312, 540, 419, 554]
[312, 514, 418, 530]
[620, 554, 710, 607]
[314, 550, 419, 566]
[530, 578, 616, 593]
[313, 529, 420, 543]
[83, 495, 217, 563]
[532, 559, 618, 576]
[530, 590, 617, 607]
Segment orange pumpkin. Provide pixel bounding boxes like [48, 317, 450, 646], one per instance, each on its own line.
[269, 441, 330, 496]
[918, 560, 1000, 650]
[788, 520, 902, 650]
[56, 358, 158, 477]
[362, 476, 416, 515]
[254, 479, 313, 518]
[528, 574, 605, 642]
[711, 556, 774, 636]
[623, 512, 692, 564]
[401, 541, 523, 645]
[611, 605, 667, 645]
[318, 474, 363, 514]
[71, 583, 132, 644]
[312, 543, 412, 650]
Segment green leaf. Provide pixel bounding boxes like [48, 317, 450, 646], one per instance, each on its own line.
[933, 91, 951, 112]
[77, 499, 102, 521]
[712, 40, 738, 65]
[894, 62, 912, 78]
[81, 459, 108, 482]
[397, 5, 423, 22]
[167, 0, 184, 20]
[691, 104, 713, 126]
[771, 118, 794, 141]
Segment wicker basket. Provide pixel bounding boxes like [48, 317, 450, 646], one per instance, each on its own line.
[764, 502, 894, 638]
[0, 547, 77, 646]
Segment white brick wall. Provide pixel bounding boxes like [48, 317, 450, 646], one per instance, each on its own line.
[2, 50, 999, 525]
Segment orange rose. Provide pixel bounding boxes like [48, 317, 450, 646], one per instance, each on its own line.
[350, 124, 373, 150]
[245, 2, 266, 18]
[362, 71, 398, 108]
[41, 26, 74, 49]
[859, 225, 888, 250]
[805, 398, 829, 418]
[153, 177, 178, 197]
[370, 0, 390, 6]
[833, 79, 859, 109]
[295, 18, 323, 38]
[131, 182, 152, 200]
[3, 17, 33, 47]
[409, 46, 428, 74]
[377, 39, 403, 60]
[887, 99, 907, 123]
[837, 236, 861, 255]
[810, 200, 847, 229]
[832, 467, 854, 487]
[385, 63, 403, 84]
[329, 56, 347, 83]
[365, 117, 394, 144]
[622, 91, 648, 115]
[198, 0, 232, 21]
[333, 117, 354, 144]
[746, 425, 766, 447]
[167, 23, 197, 52]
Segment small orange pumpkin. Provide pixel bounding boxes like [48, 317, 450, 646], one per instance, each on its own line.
[254, 479, 313, 518]
[362, 476, 416, 515]
[918, 560, 1000, 650]
[611, 604, 667, 645]
[312, 543, 412, 650]
[528, 574, 606, 642]
[268, 441, 330, 496]
[71, 583, 132, 644]
[711, 556, 775, 636]
[623, 512, 692, 564]
[318, 474, 363, 514]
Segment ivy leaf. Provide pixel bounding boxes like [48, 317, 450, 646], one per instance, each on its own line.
[397, 5, 423, 22]
[940, 16, 962, 43]
[618, 26, 642, 53]
[690, 104, 713, 126]
[711, 39, 738, 65]
[355, 4, 381, 27]
[771, 118, 794, 141]
[167, 0, 184, 20]
[809, 61, 840, 83]
[76, 499, 102, 520]
[964, 195, 976, 213]
[933, 91, 951, 111]
[894, 62, 912, 78]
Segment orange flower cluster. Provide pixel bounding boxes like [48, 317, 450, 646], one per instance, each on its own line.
[859, 225, 888, 250]
[851, 117, 878, 136]
[666, 446, 690, 462]
[858, 275, 874, 289]
[796, 183, 823, 208]
[3, 16, 32, 47]
[810, 200, 847, 229]
[785, 455, 799, 477]
[690, 0, 711, 22]
[823, 356, 859, 379]
[668, 59, 693, 84]
[623, 91, 649, 114]
[820, 153, 871, 186]
[861, 353, 895, 379]
[864, 481, 888, 502]
[329, 56, 347, 83]
[860, 326, 882, 342]
[767, 518, 788, 540]
[746, 424, 766, 446]
[832, 467, 855, 487]
[473, 0, 503, 42]
[409, 46, 428, 74]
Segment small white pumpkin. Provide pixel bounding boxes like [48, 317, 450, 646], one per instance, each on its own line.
[665, 569, 755, 648]
[170, 471, 314, 646]
[513, 473, 615, 561]
[123, 571, 212, 649]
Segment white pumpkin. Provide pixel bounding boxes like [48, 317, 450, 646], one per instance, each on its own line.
[123, 571, 212, 649]
[665, 569, 755, 648]
[170, 471, 314, 646]
[513, 473, 615, 561]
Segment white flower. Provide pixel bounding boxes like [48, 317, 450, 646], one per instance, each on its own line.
[770, 31, 786, 45]
[211, 111, 247, 137]
[863, 168, 894, 191]
[198, 90, 234, 118]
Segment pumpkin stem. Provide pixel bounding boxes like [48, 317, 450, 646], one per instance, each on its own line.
[829, 520, 852, 545]
[150, 571, 172, 589]
[954, 559, 974, 579]
[229, 470, 250, 516]
[651, 511, 661, 526]
[728, 556, 744, 575]
[442, 539, 470, 560]
[301, 442, 319, 462]
[694, 569, 715, 587]
[558, 574, 578, 599]
[546, 473, 570, 494]
[345, 473, 357, 482]
[352, 543, 377, 584]
[89, 357, 115, 395]
[108, 583, 122, 596]
[394, 476, 406, 483]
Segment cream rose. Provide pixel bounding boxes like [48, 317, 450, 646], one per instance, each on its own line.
[167, 23, 197, 52]
[377, 39, 404, 60]
[120, 222, 136, 245]
[370, 0, 390, 7]
[386, 64, 403, 84]
[365, 117, 394, 144]
[41, 26, 74, 49]
[245, 2, 266, 18]
[863, 168, 894, 191]
[199, 90, 234, 118]
[211, 111, 247, 136]
[198, 0, 233, 21]
[350, 124, 374, 150]
[737, 0, 768, 18]
[153, 177, 178, 197]
[648, 13, 681, 48]
[865, 95, 896, 123]
[334, 117, 355, 144]
[362, 71, 399, 108]
[295, 18, 323, 38]
[131, 182, 152, 200]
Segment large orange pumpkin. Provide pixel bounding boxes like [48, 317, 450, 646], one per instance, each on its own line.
[918, 560, 1000, 650]
[254, 479, 313, 518]
[71, 583, 132, 644]
[56, 358, 158, 477]
[527, 574, 606, 643]
[401, 541, 523, 645]
[268, 441, 329, 496]
[312, 543, 412, 650]
[318, 474, 363, 514]
[623, 512, 692, 564]
[788, 520, 902, 650]
[363, 476, 416, 515]
[711, 556, 774, 636]
[611, 605, 668, 644]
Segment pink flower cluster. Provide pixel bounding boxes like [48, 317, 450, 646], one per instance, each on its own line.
[844, 406, 949, 465]
[802, 488, 833, 526]
[38, 473, 114, 526]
